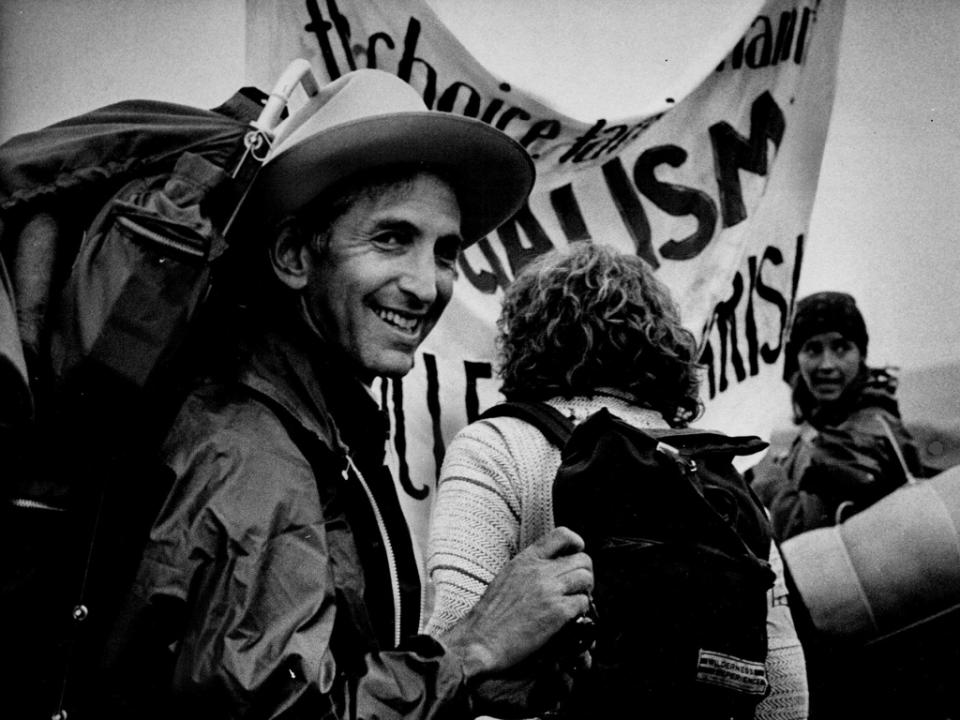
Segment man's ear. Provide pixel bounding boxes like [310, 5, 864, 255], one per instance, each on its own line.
[269, 224, 313, 290]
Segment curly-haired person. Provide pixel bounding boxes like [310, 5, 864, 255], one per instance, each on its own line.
[425, 241, 808, 719]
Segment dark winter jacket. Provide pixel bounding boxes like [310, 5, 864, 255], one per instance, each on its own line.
[756, 369, 925, 543]
[101, 313, 471, 719]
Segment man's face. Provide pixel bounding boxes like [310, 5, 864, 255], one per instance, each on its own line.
[797, 330, 863, 405]
[303, 172, 462, 382]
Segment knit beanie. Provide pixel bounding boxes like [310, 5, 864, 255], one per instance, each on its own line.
[783, 291, 868, 380]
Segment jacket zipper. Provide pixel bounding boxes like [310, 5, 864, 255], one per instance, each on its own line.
[344, 454, 403, 648]
[116, 215, 207, 259]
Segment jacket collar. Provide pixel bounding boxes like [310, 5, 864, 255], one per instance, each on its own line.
[233, 309, 380, 458]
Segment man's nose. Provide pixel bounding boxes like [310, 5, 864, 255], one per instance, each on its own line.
[397, 247, 438, 305]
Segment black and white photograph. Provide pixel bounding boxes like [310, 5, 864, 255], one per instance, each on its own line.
[2, 2, 958, 719]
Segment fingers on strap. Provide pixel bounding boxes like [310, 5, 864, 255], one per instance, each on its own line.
[533, 526, 585, 558]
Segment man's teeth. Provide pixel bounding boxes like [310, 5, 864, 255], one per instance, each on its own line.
[376, 308, 420, 331]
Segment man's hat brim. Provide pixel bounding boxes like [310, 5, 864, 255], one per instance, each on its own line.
[246, 110, 534, 245]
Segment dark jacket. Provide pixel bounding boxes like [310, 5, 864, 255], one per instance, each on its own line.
[757, 370, 925, 543]
[101, 313, 470, 719]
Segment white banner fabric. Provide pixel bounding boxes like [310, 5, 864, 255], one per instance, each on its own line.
[246, 0, 845, 569]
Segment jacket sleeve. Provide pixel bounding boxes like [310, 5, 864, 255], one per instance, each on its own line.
[768, 467, 834, 542]
[769, 411, 910, 541]
[103, 397, 471, 720]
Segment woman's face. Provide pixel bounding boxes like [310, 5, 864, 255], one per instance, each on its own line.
[797, 330, 863, 405]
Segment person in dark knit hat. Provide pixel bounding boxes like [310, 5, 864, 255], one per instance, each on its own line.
[754, 291, 941, 720]
[783, 293, 867, 397]
[757, 290, 924, 539]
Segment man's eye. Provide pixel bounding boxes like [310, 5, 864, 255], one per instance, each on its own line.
[373, 232, 407, 248]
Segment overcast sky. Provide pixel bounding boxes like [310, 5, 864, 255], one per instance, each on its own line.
[429, 0, 960, 372]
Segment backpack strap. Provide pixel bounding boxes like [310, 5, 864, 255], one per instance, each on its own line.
[873, 413, 919, 486]
[479, 400, 574, 449]
[644, 428, 768, 458]
[481, 404, 769, 459]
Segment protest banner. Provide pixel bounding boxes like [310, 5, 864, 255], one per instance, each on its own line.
[247, 0, 845, 564]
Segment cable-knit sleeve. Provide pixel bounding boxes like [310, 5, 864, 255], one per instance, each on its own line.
[756, 541, 809, 720]
[424, 419, 531, 638]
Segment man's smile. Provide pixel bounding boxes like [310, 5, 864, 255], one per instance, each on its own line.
[374, 305, 424, 335]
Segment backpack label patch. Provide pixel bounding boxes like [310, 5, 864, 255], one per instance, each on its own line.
[695, 649, 768, 695]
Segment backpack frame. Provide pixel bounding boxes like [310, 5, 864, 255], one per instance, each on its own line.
[0, 60, 324, 720]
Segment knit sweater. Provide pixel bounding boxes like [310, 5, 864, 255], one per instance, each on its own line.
[425, 394, 809, 720]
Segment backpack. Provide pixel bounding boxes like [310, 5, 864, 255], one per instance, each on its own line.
[0, 60, 321, 720]
[480, 401, 776, 720]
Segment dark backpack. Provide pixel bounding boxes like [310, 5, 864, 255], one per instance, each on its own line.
[0, 61, 320, 720]
[481, 401, 776, 720]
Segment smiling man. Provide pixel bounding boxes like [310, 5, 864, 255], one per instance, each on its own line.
[292, 169, 462, 382]
[99, 70, 594, 720]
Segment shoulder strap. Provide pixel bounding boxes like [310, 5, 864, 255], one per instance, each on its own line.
[479, 400, 575, 449]
[873, 413, 919, 486]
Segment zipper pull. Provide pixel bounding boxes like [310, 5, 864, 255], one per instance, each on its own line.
[657, 441, 702, 497]
[655, 440, 697, 472]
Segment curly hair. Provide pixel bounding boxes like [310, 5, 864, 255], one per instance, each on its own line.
[497, 241, 702, 425]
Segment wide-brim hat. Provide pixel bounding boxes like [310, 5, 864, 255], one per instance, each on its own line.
[242, 69, 535, 245]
